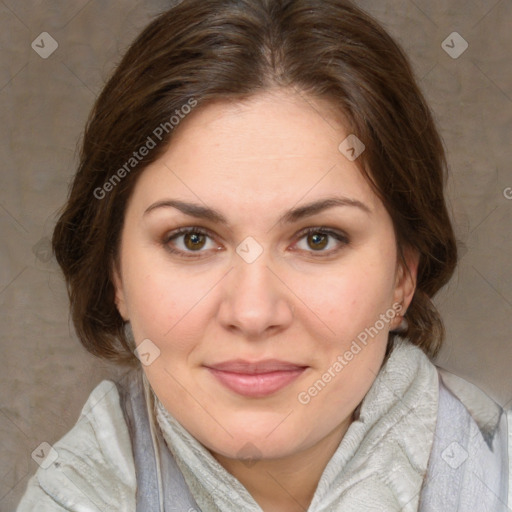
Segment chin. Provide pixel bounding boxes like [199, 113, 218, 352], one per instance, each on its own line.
[198, 414, 312, 461]
[207, 435, 302, 463]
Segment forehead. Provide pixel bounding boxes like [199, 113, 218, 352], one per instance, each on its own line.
[128, 88, 381, 218]
[169, 88, 348, 164]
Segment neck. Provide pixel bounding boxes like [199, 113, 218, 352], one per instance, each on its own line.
[211, 414, 353, 512]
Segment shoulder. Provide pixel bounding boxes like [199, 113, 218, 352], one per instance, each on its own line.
[16, 379, 136, 512]
[436, 367, 505, 437]
[436, 367, 511, 506]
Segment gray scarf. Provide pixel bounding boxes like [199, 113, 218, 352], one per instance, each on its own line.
[152, 338, 439, 511]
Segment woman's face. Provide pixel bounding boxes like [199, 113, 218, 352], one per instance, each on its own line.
[113, 88, 417, 461]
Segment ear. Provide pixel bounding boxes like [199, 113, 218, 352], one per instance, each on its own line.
[111, 262, 129, 321]
[391, 245, 419, 327]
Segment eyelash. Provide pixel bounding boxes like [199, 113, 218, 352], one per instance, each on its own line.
[161, 226, 350, 259]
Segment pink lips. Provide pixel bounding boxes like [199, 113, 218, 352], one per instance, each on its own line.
[205, 359, 307, 398]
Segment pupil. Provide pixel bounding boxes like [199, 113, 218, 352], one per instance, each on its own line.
[309, 233, 327, 250]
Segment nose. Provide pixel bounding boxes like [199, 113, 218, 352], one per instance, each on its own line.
[217, 253, 295, 340]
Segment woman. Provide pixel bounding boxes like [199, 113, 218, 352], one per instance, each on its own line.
[16, 0, 510, 510]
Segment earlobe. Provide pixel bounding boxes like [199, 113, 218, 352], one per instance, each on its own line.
[394, 246, 420, 317]
[111, 265, 129, 321]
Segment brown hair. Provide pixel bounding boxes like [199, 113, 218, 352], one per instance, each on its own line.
[52, 0, 458, 367]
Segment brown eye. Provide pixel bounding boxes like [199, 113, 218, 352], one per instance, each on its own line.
[307, 232, 328, 251]
[163, 227, 220, 258]
[184, 232, 207, 250]
[294, 227, 349, 256]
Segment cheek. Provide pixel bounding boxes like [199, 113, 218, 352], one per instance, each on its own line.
[298, 254, 396, 342]
[123, 260, 233, 364]
[295, 265, 394, 419]
[121, 250, 198, 349]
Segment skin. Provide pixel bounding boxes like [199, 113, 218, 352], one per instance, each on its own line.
[112, 88, 418, 512]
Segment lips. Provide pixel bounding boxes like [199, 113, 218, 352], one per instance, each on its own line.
[204, 359, 308, 398]
[207, 359, 306, 373]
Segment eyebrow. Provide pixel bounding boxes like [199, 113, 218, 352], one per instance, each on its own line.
[143, 196, 372, 224]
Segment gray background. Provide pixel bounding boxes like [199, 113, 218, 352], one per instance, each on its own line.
[1, 0, 511, 509]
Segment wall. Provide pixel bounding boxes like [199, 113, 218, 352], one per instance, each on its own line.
[1, 0, 511, 509]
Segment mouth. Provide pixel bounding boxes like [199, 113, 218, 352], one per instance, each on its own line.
[204, 359, 308, 398]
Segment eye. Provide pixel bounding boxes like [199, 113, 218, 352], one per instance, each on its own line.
[162, 227, 221, 258]
[161, 226, 349, 259]
[293, 227, 349, 256]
